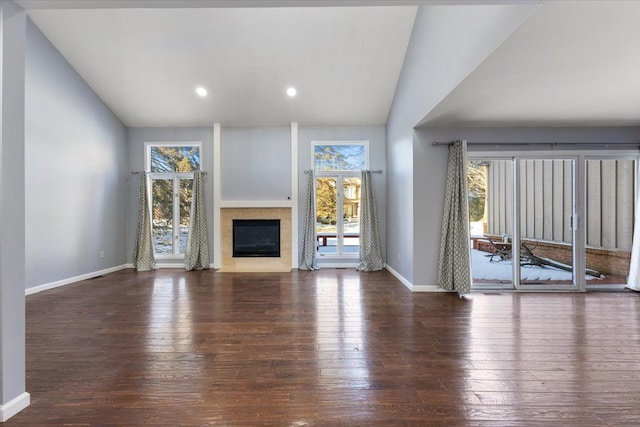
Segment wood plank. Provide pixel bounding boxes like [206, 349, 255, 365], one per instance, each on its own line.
[617, 159, 635, 251]
[8, 269, 640, 426]
[552, 160, 565, 241]
[526, 160, 536, 238]
[543, 160, 554, 240]
[563, 160, 573, 243]
[600, 159, 617, 248]
[586, 160, 601, 246]
[504, 160, 513, 237]
[534, 160, 544, 239]
[488, 160, 497, 235]
[520, 159, 528, 239]
[498, 160, 505, 234]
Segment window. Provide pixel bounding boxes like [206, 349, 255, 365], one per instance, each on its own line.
[146, 143, 201, 257]
[314, 144, 366, 171]
[312, 142, 368, 258]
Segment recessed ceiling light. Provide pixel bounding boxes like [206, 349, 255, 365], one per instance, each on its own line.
[195, 86, 207, 97]
[286, 87, 297, 97]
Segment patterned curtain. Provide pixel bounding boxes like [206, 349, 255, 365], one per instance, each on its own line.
[185, 171, 210, 271]
[437, 140, 471, 295]
[133, 172, 157, 271]
[299, 172, 319, 270]
[357, 170, 383, 271]
[627, 193, 640, 291]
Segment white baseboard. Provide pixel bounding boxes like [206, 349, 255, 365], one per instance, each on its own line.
[1, 392, 30, 422]
[155, 263, 186, 269]
[127, 263, 218, 270]
[26, 265, 130, 295]
[384, 263, 412, 290]
[384, 264, 444, 292]
[317, 263, 359, 269]
[411, 284, 446, 292]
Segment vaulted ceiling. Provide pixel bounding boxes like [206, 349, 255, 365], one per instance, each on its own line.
[22, 1, 418, 127]
[420, 1, 640, 127]
[16, 0, 640, 128]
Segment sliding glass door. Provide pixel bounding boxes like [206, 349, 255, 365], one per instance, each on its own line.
[516, 158, 576, 290]
[468, 152, 637, 291]
[583, 157, 636, 289]
[468, 159, 513, 288]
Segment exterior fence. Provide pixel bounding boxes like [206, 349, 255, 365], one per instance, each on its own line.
[484, 159, 635, 277]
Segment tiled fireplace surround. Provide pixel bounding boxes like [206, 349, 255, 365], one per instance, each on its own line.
[220, 207, 292, 272]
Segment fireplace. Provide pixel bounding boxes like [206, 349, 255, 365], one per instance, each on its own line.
[221, 208, 291, 272]
[233, 219, 280, 257]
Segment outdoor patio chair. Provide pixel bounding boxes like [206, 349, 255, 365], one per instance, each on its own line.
[485, 236, 512, 263]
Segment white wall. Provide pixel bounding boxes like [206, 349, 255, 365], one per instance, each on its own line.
[385, 4, 538, 286]
[221, 126, 291, 201]
[126, 127, 214, 266]
[297, 125, 386, 266]
[1, 0, 28, 417]
[25, 19, 128, 289]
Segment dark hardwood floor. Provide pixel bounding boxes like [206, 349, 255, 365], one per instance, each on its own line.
[7, 268, 640, 426]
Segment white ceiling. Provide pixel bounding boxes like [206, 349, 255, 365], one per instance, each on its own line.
[18, 0, 640, 129]
[25, 4, 417, 127]
[16, 0, 544, 8]
[420, 1, 640, 127]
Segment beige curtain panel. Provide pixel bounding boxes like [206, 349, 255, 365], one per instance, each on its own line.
[437, 140, 471, 295]
[357, 170, 383, 272]
[133, 171, 157, 272]
[185, 171, 210, 271]
[299, 172, 319, 270]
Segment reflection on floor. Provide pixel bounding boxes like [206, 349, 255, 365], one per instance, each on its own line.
[15, 269, 640, 426]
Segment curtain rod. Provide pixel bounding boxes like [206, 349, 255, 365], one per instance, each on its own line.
[432, 141, 640, 147]
[304, 169, 383, 174]
[131, 171, 208, 174]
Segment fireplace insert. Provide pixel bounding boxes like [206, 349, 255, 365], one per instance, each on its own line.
[232, 219, 280, 257]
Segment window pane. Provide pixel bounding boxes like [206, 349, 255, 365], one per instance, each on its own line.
[316, 178, 337, 254]
[467, 159, 513, 286]
[519, 159, 574, 286]
[314, 144, 365, 171]
[178, 179, 193, 254]
[151, 179, 173, 254]
[468, 159, 513, 287]
[343, 177, 360, 254]
[585, 159, 635, 285]
[150, 146, 200, 172]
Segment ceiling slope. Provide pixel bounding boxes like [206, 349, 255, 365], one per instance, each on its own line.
[27, 6, 417, 127]
[389, 3, 539, 131]
[16, 1, 546, 10]
[420, 0, 640, 127]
